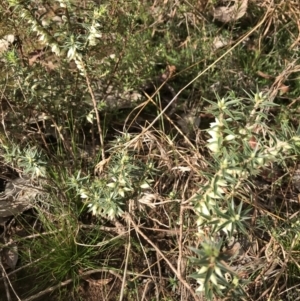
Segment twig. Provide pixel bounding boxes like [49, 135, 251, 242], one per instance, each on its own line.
[0, 259, 21, 301]
[21, 278, 73, 301]
[177, 173, 193, 286]
[119, 230, 131, 301]
[177, 204, 184, 277]
[21, 268, 122, 301]
[0, 219, 20, 301]
[141, 278, 152, 301]
[0, 260, 12, 301]
[83, 65, 105, 161]
[125, 212, 200, 301]
[4, 256, 44, 280]
[82, 268, 123, 282]
[0, 230, 63, 249]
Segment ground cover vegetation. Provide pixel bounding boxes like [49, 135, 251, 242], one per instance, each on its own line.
[0, 0, 300, 300]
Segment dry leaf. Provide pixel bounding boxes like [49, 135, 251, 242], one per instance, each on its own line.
[95, 157, 110, 175]
[278, 84, 289, 95]
[256, 71, 273, 79]
[137, 193, 157, 208]
[172, 166, 191, 172]
[28, 50, 44, 66]
[213, 35, 230, 49]
[161, 65, 176, 80]
[248, 136, 258, 150]
[213, 0, 248, 23]
[42, 60, 58, 71]
[86, 277, 112, 286]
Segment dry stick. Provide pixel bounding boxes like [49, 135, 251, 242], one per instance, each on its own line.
[0, 230, 63, 249]
[33, 119, 50, 153]
[141, 279, 152, 301]
[74, 55, 106, 160]
[177, 173, 193, 280]
[144, 92, 199, 152]
[21, 278, 73, 301]
[48, 116, 73, 154]
[82, 268, 123, 282]
[119, 231, 131, 301]
[84, 71, 105, 160]
[130, 217, 158, 285]
[130, 257, 167, 283]
[0, 260, 21, 301]
[0, 260, 12, 301]
[123, 6, 273, 151]
[155, 251, 163, 288]
[21, 268, 122, 301]
[177, 204, 184, 278]
[0, 223, 21, 301]
[20, 262, 168, 301]
[124, 72, 175, 134]
[125, 213, 200, 301]
[5, 256, 44, 280]
[125, 98, 152, 131]
[266, 239, 294, 301]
